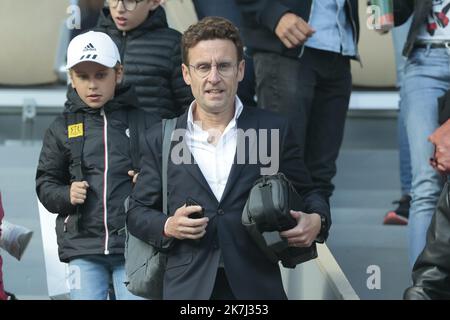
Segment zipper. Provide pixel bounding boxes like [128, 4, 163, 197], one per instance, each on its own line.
[346, 0, 363, 67]
[101, 108, 110, 255]
[120, 31, 127, 63]
[63, 215, 70, 232]
[298, 0, 315, 59]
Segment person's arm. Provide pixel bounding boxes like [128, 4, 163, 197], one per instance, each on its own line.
[235, 0, 314, 48]
[393, 0, 414, 26]
[35, 117, 75, 215]
[127, 124, 168, 248]
[235, 0, 291, 32]
[428, 119, 450, 175]
[170, 41, 193, 116]
[278, 119, 330, 245]
[127, 124, 208, 249]
[404, 184, 450, 300]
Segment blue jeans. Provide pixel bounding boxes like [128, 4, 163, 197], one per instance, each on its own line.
[68, 254, 144, 300]
[401, 47, 450, 268]
[392, 18, 412, 196]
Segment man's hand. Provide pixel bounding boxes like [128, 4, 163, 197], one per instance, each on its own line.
[275, 13, 315, 49]
[70, 181, 89, 205]
[279, 211, 321, 247]
[428, 119, 450, 174]
[128, 170, 139, 184]
[164, 205, 209, 240]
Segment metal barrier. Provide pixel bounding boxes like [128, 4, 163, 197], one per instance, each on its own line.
[281, 243, 359, 300]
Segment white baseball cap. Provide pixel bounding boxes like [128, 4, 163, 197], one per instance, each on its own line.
[66, 31, 121, 69]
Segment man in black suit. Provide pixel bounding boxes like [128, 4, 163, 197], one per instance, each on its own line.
[127, 16, 330, 300]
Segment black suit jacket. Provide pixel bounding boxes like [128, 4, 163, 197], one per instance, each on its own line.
[128, 106, 330, 299]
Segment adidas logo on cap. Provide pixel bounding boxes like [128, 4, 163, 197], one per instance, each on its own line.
[83, 43, 96, 52]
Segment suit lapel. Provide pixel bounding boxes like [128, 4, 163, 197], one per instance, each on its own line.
[173, 112, 217, 202]
[220, 107, 257, 204]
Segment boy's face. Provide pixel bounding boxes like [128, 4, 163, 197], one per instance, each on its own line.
[109, 0, 160, 32]
[70, 61, 123, 109]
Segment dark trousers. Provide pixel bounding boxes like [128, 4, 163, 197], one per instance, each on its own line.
[254, 47, 352, 199]
[192, 0, 256, 107]
[210, 268, 236, 300]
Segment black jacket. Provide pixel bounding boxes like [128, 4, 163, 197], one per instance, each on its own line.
[404, 182, 450, 299]
[94, 7, 192, 119]
[36, 86, 160, 262]
[394, 0, 433, 57]
[127, 107, 330, 299]
[235, 0, 360, 59]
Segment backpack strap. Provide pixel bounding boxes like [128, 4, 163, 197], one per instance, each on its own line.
[162, 118, 177, 215]
[65, 111, 85, 231]
[66, 112, 85, 181]
[123, 117, 176, 220]
[127, 108, 143, 171]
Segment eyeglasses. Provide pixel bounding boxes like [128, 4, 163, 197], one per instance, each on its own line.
[108, 0, 145, 11]
[188, 62, 238, 78]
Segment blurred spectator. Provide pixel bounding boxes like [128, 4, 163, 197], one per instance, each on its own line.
[394, 0, 449, 268]
[93, 0, 192, 118]
[402, 100, 450, 299]
[235, 0, 359, 203]
[0, 192, 7, 300]
[403, 181, 450, 299]
[0, 192, 19, 300]
[383, 17, 413, 226]
[70, 0, 104, 39]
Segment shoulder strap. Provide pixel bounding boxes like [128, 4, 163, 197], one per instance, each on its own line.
[66, 111, 85, 231]
[66, 112, 85, 181]
[162, 118, 177, 215]
[128, 109, 142, 170]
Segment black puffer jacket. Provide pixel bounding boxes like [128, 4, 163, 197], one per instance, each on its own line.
[95, 7, 192, 119]
[36, 86, 160, 262]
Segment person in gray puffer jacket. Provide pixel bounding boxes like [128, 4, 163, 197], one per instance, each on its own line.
[94, 0, 193, 119]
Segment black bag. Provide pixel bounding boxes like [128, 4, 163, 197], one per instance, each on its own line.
[242, 173, 318, 268]
[124, 118, 176, 299]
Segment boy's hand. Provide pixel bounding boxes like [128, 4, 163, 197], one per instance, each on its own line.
[128, 170, 139, 184]
[70, 181, 89, 205]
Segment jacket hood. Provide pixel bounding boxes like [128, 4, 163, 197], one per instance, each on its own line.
[97, 6, 168, 37]
[64, 85, 139, 114]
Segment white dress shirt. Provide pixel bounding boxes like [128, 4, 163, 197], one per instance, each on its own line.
[185, 96, 244, 202]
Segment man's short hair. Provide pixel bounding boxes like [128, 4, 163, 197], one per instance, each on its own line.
[181, 16, 244, 65]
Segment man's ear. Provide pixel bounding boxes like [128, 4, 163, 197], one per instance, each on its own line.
[181, 63, 191, 86]
[237, 59, 245, 82]
[115, 65, 124, 84]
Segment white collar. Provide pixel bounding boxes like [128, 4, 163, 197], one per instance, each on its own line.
[187, 96, 244, 132]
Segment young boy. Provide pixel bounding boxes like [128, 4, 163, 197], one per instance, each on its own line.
[95, 0, 193, 119]
[36, 31, 156, 300]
